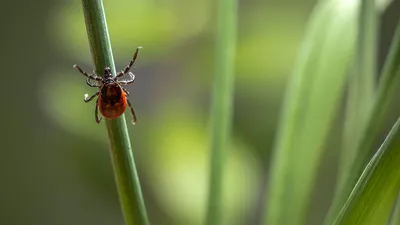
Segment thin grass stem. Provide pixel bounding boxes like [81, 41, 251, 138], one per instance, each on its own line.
[80, 0, 149, 224]
[204, 0, 238, 224]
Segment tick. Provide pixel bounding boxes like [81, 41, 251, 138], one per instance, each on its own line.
[73, 47, 142, 124]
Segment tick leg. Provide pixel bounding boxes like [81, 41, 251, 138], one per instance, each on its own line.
[73, 65, 103, 81]
[84, 91, 99, 103]
[122, 87, 130, 96]
[116, 47, 142, 78]
[95, 98, 102, 123]
[86, 78, 101, 87]
[126, 99, 137, 125]
[119, 72, 135, 85]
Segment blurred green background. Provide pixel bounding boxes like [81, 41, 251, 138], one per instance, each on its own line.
[1, 0, 400, 225]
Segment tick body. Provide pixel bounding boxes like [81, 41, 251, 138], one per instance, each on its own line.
[73, 47, 142, 124]
[98, 83, 127, 119]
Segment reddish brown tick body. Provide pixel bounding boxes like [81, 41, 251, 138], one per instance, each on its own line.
[73, 47, 142, 124]
[98, 83, 127, 119]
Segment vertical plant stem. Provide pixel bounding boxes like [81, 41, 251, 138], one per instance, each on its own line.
[80, 0, 149, 225]
[205, 0, 238, 224]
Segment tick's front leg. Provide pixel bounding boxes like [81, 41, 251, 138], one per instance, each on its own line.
[116, 47, 142, 78]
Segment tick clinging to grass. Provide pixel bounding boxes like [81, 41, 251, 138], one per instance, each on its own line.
[73, 47, 142, 125]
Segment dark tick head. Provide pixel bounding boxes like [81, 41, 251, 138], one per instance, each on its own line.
[104, 67, 113, 79]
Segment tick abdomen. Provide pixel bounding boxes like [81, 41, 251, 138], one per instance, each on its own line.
[99, 84, 127, 119]
[98, 95, 127, 118]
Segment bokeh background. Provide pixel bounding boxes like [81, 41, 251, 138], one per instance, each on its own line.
[1, 0, 400, 225]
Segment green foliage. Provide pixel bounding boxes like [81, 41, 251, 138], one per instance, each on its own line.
[333, 118, 400, 225]
[328, 19, 400, 224]
[326, 0, 377, 222]
[389, 201, 400, 225]
[38, 0, 400, 224]
[264, 0, 359, 224]
[205, 0, 238, 223]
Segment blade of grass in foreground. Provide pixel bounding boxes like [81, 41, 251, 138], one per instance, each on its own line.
[326, 20, 400, 224]
[333, 118, 400, 225]
[205, 0, 238, 223]
[80, 0, 149, 224]
[264, 0, 359, 225]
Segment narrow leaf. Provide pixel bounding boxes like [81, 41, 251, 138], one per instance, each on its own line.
[333, 118, 400, 225]
[327, 20, 400, 223]
[389, 198, 400, 225]
[264, 0, 359, 225]
[205, 0, 238, 223]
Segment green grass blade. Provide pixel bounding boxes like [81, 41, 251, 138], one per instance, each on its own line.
[80, 0, 149, 224]
[326, 20, 400, 224]
[326, 0, 377, 222]
[204, 0, 238, 223]
[389, 200, 400, 225]
[340, 0, 376, 177]
[333, 118, 400, 225]
[264, 1, 359, 225]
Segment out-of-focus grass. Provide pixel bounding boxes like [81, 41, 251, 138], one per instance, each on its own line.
[326, 0, 377, 222]
[390, 200, 400, 225]
[264, 0, 400, 224]
[264, 0, 358, 224]
[339, 0, 376, 181]
[327, 19, 400, 224]
[37, 0, 400, 224]
[205, 0, 238, 223]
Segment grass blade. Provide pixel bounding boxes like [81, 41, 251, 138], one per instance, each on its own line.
[204, 0, 238, 223]
[389, 198, 400, 225]
[80, 0, 149, 224]
[264, 1, 359, 225]
[340, 0, 376, 177]
[326, 0, 377, 222]
[333, 118, 400, 225]
[326, 20, 400, 224]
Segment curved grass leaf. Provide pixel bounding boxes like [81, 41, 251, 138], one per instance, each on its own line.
[333, 118, 400, 225]
[327, 19, 400, 223]
[264, 0, 359, 225]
